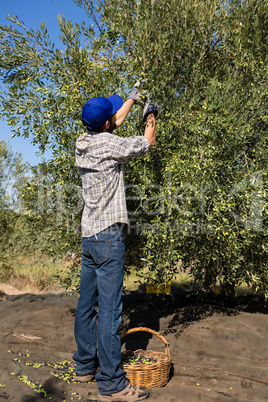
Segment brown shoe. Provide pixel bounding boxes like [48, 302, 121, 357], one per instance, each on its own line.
[98, 383, 149, 401]
[75, 372, 96, 382]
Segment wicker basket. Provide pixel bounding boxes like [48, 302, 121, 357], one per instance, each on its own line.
[120, 327, 171, 389]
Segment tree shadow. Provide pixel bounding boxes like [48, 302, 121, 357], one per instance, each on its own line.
[120, 287, 268, 346]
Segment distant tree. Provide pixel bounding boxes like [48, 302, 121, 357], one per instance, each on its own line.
[0, 140, 32, 260]
[0, 140, 29, 210]
[0, 0, 267, 296]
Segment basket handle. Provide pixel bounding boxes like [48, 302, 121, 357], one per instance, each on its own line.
[120, 327, 171, 359]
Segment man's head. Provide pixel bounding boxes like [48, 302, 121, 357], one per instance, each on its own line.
[82, 95, 123, 133]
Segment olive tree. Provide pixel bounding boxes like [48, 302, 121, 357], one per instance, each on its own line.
[0, 0, 267, 296]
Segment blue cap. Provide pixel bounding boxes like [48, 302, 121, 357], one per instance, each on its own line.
[82, 95, 123, 129]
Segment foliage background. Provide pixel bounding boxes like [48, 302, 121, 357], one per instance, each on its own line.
[0, 0, 267, 296]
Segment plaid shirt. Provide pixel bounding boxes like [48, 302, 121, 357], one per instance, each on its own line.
[76, 131, 150, 237]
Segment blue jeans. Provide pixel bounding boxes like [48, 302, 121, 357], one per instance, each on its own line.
[73, 224, 128, 396]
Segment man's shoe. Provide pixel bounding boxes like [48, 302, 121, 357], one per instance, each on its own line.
[98, 383, 149, 402]
[75, 372, 96, 382]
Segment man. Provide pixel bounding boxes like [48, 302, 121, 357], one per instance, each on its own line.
[73, 86, 157, 402]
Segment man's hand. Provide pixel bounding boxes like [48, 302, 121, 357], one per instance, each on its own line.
[143, 101, 159, 121]
[127, 81, 147, 106]
[127, 85, 141, 103]
[144, 113, 156, 148]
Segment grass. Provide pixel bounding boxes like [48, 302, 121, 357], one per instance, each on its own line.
[1, 254, 193, 294]
[123, 267, 259, 298]
[0, 253, 259, 297]
[0, 253, 67, 293]
[123, 267, 193, 292]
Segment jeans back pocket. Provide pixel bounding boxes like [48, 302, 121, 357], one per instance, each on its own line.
[89, 239, 111, 264]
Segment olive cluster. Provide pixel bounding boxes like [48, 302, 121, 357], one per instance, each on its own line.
[122, 353, 158, 365]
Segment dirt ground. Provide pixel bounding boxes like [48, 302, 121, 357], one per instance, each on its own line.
[0, 284, 267, 402]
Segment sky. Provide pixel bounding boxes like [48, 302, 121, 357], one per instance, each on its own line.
[0, 0, 88, 166]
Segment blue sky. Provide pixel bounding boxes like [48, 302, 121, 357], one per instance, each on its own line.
[0, 0, 88, 165]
